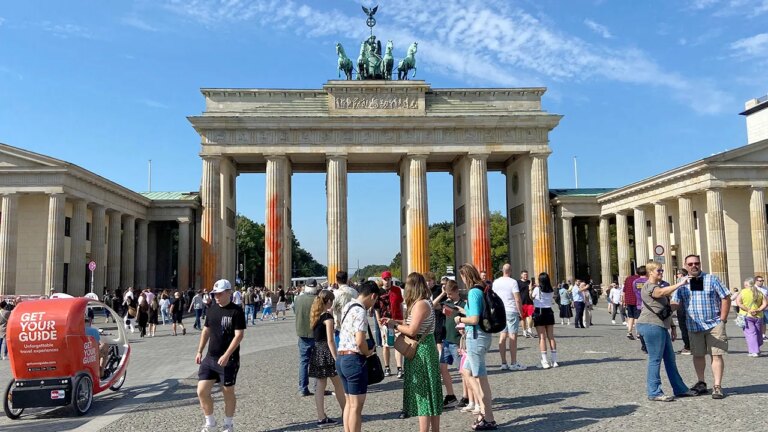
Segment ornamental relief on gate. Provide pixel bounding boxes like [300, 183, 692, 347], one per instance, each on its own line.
[202, 127, 547, 146]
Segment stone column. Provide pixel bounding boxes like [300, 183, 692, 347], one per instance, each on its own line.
[0, 194, 20, 296]
[67, 199, 88, 296]
[468, 154, 491, 274]
[90, 204, 106, 294]
[177, 219, 190, 290]
[588, 218, 600, 282]
[616, 211, 631, 286]
[265, 155, 291, 290]
[633, 207, 648, 265]
[561, 216, 574, 283]
[677, 195, 696, 260]
[405, 154, 430, 274]
[654, 201, 672, 268]
[121, 215, 136, 289]
[44, 193, 66, 294]
[706, 188, 728, 282]
[201, 156, 222, 292]
[599, 216, 612, 288]
[136, 219, 148, 289]
[531, 153, 554, 276]
[107, 210, 122, 292]
[750, 188, 768, 278]
[147, 223, 157, 288]
[326, 155, 348, 284]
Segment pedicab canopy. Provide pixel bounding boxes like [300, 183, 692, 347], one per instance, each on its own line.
[7, 298, 99, 382]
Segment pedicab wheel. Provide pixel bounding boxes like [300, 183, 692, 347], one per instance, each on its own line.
[71, 374, 93, 416]
[109, 371, 126, 391]
[4, 380, 23, 420]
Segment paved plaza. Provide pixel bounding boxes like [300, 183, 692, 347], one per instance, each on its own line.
[0, 307, 761, 431]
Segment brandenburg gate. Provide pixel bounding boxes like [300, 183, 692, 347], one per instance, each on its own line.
[189, 80, 562, 289]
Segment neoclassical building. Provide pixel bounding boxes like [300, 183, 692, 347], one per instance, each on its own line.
[0, 144, 201, 297]
[551, 94, 768, 289]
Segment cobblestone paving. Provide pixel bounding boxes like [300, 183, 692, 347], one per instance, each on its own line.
[2, 308, 763, 431]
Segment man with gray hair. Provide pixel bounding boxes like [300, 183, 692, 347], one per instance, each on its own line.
[294, 278, 319, 396]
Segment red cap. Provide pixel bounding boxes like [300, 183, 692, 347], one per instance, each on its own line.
[381, 271, 392, 279]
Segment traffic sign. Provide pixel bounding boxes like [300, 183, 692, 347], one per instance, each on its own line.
[88, 261, 96, 272]
[653, 256, 666, 264]
[654, 245, 665, 256]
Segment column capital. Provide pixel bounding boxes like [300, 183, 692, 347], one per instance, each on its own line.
[177, 217, 191, 225]
[405, 153, 429, 160]
[632, 205, 646, 212]
[750, 186, 766, 192]
[653, 200, 667, 207]
[467, 153, 490, 161]
[326, 153, 348, 160]
[530, 150, 552, 158]
[201, 154, 223, 161]
[106, 208, 121, 215]
[122, 213, 136, 222]
[89, 202, 105, 210]
[265, 154, 289, 161]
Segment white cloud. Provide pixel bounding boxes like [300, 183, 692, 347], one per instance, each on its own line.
[731, 33, 768, 58]
[139, 98, 169, 109]
[584, 18, 613, 39]
[160, 0, 732, 114]
[687, 0, 768, 17]
[40, 21, 93, 39]
[122, 15, 159, 32]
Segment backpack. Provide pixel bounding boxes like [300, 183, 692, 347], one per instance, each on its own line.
[471, 285, 507, 334]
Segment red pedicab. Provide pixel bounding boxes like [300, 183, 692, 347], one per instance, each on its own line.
[3, 297, 130, 418]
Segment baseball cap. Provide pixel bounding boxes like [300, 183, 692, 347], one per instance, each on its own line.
[211, 279, 232, 293]
[381, 271, 392, 279]
[306, 278, 318, 287]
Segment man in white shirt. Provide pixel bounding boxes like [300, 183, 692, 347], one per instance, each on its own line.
[332, 271, 358, 339]
[608, 283, 625, 325]
[492, 263, 526, 371]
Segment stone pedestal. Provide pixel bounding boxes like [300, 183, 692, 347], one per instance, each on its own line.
[136, 219, 148, 289]
[599, 216, 612, 288]
[177, 219, 190, 290]
[107, 210, 122, 292]
[531, 154, 554, 276]
[402, 155, 429, 275]
[44, 193, 66, 294]
[326, 155, 348, 284]
[265, 156, 292, 290]
[677, 196, 696, 260]
[68, 199, 87, 296]
[90, 204, 106, 294]
[706, 189, 728, 282]
[201, 156, 222, 291]
[750, 188, 768, 278]
[121, 215, 136, 288]
[0, 194, 19, 295]
[561, 217, 574, 283]
[633, 207, 648, 265]
[654, 202, 672, 268]
[468, 154, 491, 274]
[616, 212, 631, 286]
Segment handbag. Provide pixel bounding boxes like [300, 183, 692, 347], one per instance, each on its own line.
[394, 333, 423, 360]
[127, 306, 137, 318]
[341, 304, 384, 385]
[735, 314, 746, 329]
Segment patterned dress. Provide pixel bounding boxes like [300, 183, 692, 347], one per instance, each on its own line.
[309, 312, 338, 379]
[403, 300, 444, 417]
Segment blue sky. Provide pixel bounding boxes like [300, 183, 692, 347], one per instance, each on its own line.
[1, 0, 767, 270]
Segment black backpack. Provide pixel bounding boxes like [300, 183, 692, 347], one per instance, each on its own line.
[471, 285, 507, 333]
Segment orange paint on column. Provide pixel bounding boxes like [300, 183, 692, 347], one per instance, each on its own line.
[472, 221, 491, 275]
[265, 195, 283, 288]
[409, 208, 429, 274]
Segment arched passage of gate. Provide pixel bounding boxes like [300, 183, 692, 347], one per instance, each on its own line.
[190, 80, 561, 290]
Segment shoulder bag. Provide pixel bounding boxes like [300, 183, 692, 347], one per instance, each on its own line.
[394, 300, 431, 360]
[341, 304, 384, 385]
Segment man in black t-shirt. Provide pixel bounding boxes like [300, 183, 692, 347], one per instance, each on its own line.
[518, 270, 535, 338]
[195, 279, 246, 432]
[170, 291, 187, 336]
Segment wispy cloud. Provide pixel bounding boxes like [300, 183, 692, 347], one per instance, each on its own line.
[687, 0, 768, 17]
[584, 19, 613, 39]
[121, 15, 159, 32]
[161, 0, 732, 114]
[0, 65, 23, 80]
[40, 21, 93, 39]
[138, 98, 169, 109]
[730, 33, 768, 59]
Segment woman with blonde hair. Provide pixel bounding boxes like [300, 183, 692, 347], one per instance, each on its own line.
[308, 290, 345, 426]
[381, 272, 443, 431]
[636, 262, 697, 401]
[735, 277, 767, 357]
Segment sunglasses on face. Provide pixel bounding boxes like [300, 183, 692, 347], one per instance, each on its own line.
[686, 262, 701, 267]
[656, 270, 664, 274]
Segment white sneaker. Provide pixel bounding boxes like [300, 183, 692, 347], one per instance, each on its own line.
[221, 424, 234, 432]
[461, 402, 475, 413]
[748, 353, 759, 358]
[201, 426, 216, 432]
[499, 363, 509, 371]
[509, 362, 527, 371]
[551, 362, 559, 368]
[541, 359, 551, 369]
[611, 320, 616, 325]
[472, 406, 482, 415]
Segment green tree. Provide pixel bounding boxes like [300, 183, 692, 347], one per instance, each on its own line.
[429, 221, 454, 276]
[489, 211, 508, 278]
[353, 264, 390, 281]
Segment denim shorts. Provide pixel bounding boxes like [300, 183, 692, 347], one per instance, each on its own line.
[501, 311, 520, 334]
[440, 340, 459, 365]
[463, 328, 492, 377]
[336, 354, 368, 395]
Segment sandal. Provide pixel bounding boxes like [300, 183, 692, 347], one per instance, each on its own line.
[472, 415, 497, 430]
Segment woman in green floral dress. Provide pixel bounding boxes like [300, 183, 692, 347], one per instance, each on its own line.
[382, 272, 443, 431]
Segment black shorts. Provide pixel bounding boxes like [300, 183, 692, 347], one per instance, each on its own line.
[198, 355, 240, 387]
[626, 305, 641, 319]
[172, 313, 184, 324]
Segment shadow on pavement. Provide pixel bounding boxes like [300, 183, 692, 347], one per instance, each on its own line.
[502, 404, 639, 431]
[494, 391, 587, 411]
[727, 383, 768, 395]
[563, 357, 642, 366]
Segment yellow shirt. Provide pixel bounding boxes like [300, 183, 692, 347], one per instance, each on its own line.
[739, 289, 765, 318]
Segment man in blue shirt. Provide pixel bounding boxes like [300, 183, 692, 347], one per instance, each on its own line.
[671, 254, 731, 400]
